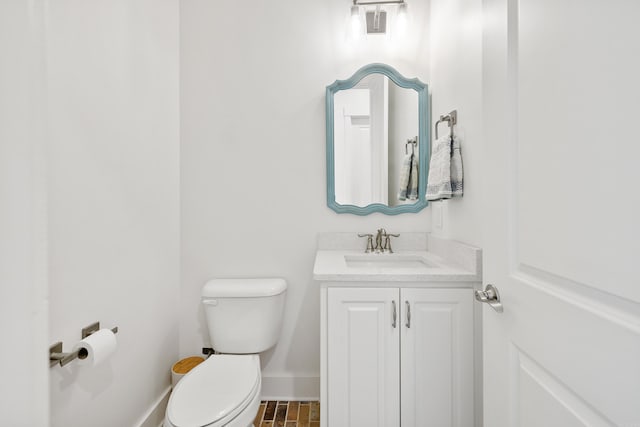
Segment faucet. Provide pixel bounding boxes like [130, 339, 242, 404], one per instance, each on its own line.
[375, 228, 386, 253]
[359, 229, 400, 253]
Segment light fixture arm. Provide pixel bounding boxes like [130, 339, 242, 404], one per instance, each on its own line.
[354, 0, 405, 5]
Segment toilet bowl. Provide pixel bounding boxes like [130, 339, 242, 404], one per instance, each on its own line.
[164, 278, 287, 427]
[164, 355, 261, 427]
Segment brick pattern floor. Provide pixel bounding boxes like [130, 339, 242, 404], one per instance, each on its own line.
[254, 400, 320, 427]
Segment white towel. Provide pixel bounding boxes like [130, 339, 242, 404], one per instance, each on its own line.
[426, 134, 463, 200]
[398, 152, 419, 201]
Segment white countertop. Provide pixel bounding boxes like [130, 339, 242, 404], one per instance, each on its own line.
[313, 249, 481, 282]
[313, 233, 482, 283]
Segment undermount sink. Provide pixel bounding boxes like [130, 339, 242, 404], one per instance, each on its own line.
[344, 253, 437, 269]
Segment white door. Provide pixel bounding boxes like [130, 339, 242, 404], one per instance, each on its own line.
[327, 287, 400, 427]
[401, 288, 474, 427]
[482, 1, 640, 426]
[333, 75, 389, 207]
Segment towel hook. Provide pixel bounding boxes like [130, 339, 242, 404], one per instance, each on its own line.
[435, 110, 457, 139]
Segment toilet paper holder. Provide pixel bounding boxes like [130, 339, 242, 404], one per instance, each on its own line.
[49, 321, 119, 368]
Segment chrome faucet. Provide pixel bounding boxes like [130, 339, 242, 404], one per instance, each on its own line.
[375, 228, 386, 253]
[359, 229, 400, 253]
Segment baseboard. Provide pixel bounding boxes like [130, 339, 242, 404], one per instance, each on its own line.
[260, 376, 320, 401]
[135, 386, 171, 427]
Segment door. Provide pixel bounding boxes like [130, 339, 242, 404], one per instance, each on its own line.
[401, 288, 474, 427]
[482, 1, 640, 426]
[327, 287, 400, 427]
[333, 74, 389, 207]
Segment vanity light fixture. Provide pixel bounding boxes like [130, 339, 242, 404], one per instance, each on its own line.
[350, 0, 408, 35]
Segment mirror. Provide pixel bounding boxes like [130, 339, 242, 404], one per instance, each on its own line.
[326, 63, 429, 215]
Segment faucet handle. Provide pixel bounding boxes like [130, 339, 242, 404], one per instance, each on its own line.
[382, 233, 400, 253]
[358, 234, 375, 253]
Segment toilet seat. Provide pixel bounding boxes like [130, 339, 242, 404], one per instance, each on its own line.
[166, 354, 261, 427]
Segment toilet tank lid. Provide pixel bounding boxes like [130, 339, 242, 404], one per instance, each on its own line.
[202, 278, 287, 298]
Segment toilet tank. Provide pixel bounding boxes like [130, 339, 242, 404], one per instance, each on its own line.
[201, 278, 287, 354]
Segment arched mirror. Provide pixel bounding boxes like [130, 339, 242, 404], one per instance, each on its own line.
[326, 63, 429, 215]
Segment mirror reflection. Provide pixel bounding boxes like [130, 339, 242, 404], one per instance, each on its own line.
[333, 74, 418, 207]
[326, 63, 428, 215]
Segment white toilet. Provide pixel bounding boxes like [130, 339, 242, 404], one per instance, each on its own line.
[164, 278, 287, 427]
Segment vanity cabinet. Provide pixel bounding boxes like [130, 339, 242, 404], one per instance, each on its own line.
[323, 286, 474, 427]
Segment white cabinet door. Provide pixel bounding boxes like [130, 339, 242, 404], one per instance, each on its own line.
[401, 288, 474, 427]
[327, 287, 400, 427]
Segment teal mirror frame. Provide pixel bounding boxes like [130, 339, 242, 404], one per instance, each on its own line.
[326, 63, 430, 215]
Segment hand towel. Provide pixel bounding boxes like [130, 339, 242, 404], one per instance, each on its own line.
[426, 134, 463, 200]
[398, 152, 419, 201]
[450, 136, 463, 196]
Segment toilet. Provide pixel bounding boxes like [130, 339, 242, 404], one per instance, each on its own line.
[164, 278, 287, 427]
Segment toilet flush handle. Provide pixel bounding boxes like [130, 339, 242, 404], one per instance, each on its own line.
[202, 299, 218, 306]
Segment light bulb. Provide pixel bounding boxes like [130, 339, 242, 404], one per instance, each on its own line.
[396, 3, 408, 31]
[350, 5, 362, 37]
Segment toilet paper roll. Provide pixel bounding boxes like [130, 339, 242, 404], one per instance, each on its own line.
[73, 328, 117, 367]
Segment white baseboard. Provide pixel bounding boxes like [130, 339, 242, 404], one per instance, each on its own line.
[260, 376, 320, 401]
[135, 386, 171, 427]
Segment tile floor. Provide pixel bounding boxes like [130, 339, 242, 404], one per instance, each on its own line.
[254, 400, 320, 427]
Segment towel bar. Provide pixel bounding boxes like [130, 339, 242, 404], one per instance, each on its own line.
[435, 110, 457, 139]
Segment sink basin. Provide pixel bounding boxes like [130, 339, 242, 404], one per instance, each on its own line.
[344, 254, 437, 269]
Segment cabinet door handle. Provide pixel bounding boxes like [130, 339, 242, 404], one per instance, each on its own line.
[392, 300, 397, 328]
[405, 300, 411, 328]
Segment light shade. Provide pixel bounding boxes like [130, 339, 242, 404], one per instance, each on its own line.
[396, 2, 408, 33]
[398, 2, 408, 18]
[350, 5, 362, 36]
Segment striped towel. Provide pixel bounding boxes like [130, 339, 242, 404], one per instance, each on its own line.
[426, 134, 463, 200]
[398, 152, 419, 201]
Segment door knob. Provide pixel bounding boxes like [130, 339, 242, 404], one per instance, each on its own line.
[474, 284, 503, 313]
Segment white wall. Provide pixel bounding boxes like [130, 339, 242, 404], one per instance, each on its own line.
[429, 0, 484, 424]
[0, 1, 49, 426]
[429, 0, 483, 248]
[180, 0, 431, 398]
[46, 1, 180, 426]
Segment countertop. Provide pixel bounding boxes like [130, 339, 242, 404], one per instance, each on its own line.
[313, 233, 482, 283]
